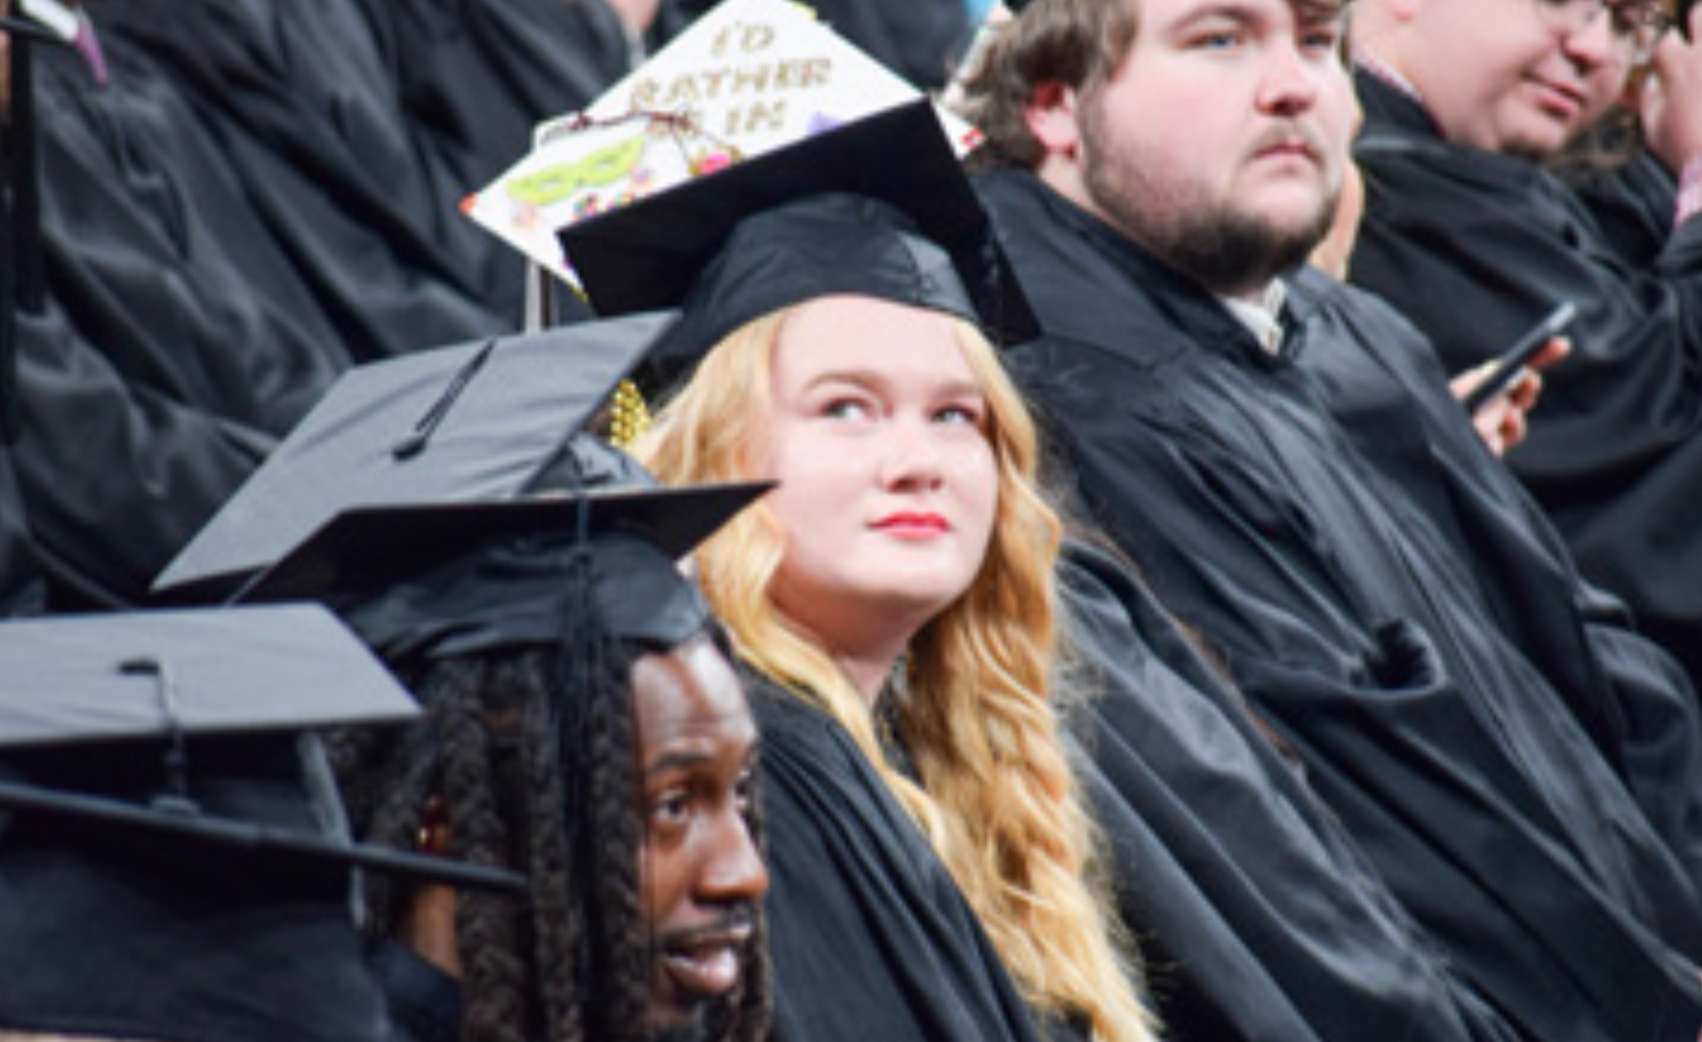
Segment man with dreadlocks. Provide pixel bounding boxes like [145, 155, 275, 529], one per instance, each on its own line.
[148, 308, 772, 1042]
[330, 500, 772, 1042]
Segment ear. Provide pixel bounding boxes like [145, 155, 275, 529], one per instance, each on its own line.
[1024, 80, 1085, 158]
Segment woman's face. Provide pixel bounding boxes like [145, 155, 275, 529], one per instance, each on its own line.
[758, 296, 999, 650]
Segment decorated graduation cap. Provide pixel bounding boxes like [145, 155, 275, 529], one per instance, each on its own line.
[558, 98, 1038, 398]
[152, 312, 682, 603]
[0, 604, 526, 1042]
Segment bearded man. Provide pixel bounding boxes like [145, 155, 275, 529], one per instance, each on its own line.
[958, 0, 1702, 1037]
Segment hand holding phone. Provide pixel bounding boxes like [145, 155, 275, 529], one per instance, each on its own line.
[1461, 301, 1576, 415]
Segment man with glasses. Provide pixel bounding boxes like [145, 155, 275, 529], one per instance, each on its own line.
[1347, 0, 1702, 691]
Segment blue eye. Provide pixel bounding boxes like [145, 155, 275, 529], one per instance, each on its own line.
[1194, 31, 1239, 50]
[1299, 23, 1344, 54]
[822, 398, 870, 420]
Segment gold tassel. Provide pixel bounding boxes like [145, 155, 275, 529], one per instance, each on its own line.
[608, 378, 651, 449]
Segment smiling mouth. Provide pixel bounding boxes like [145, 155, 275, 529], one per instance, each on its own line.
[1529, 78, 1585, 117]
[660, 929, 751, 999]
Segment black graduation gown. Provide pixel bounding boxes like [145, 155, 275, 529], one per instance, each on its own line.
[357, 0, 680, 194]
[12, 32, 345, 606]
[1350, 70, 1702, 693]
[0, 444, 43, 617]
[368, 939, 463, 1042]
[977, 167, 1702, 1042]
[745, 672, 1072, 1042]
[1058, 542, 1520, 1042]
[98, 0, 522, 346]
[13, 303, 271, 609]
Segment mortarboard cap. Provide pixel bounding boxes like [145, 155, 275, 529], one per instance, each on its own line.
[239, 482, 770, 662]
[0, 603, 411, 746]
[0, 605, 526, 1042]
[558, 99, 1038, 397]
[152, 312, 681, 603]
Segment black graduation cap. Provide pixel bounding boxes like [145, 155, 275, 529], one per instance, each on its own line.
[558, 98, 1038, 397]
[236, 481, 770, 659]
[152, 311, 683, 603]
[0, 604, 526, 1042]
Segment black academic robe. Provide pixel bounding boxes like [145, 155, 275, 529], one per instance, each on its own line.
[1058, 542, 1519, 1042]
[0, 444, 43, 617]
[1350, 70, 1702, 693]
[368, 939, 464, 1042]
[978, 166, 1702, 1042]
[12, 31, 344, 607]
[358, 0, 683, 194]
[746, 672, 1075, 1042]
[97, 0, 522, 345]
[12, 303, 271, 609]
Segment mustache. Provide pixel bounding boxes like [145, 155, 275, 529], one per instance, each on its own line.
[1249, 121, 1328, 159]
[652, 903, 758, 951]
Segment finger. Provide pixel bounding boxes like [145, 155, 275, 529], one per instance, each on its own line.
[1501, 410, 1528, 452]
[1451, 359, 1495, 399]
[1509, 370, 1544, 412]
[1530, 336, 1571, 370]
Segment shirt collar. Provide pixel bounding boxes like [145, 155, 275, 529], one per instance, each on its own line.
[1220, 280, 1288, 355]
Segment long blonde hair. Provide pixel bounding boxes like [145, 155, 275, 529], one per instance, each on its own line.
[637, 305, 1158, 1042]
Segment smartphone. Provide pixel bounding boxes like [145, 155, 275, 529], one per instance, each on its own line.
[1462, 301, 1576, 415]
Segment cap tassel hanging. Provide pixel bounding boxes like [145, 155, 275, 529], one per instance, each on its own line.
[608, 378, 651, 449]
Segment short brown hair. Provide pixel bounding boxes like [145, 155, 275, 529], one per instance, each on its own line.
[956, 0, 1140, 168]
[956, 0, 1354, 169]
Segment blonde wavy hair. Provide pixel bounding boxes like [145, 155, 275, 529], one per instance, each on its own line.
[636, 304, 1158, 1042]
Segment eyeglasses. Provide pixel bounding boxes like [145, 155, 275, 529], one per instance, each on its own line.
[1529, 0, 1672, 63]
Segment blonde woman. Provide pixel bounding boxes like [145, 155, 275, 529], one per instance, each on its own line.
[605, 150, 1159, 1038]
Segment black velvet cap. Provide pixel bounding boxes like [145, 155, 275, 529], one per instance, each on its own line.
[153, 312, 681, 602]
[0, 605, 525, 1042]
[558, 99, 1038, 397]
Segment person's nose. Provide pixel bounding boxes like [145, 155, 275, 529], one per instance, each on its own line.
[1256, 38, 1322, 115]
[878, 415, 946, 492]
[698, 807, 769, 904]
[1560, 6, 1619, 69]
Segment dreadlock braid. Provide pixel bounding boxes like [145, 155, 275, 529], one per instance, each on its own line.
[330, 684, 446, 936]
[573, 614, 650, 1040]
[515, 654, 582, 1042]
[438, 660, 529, 1042]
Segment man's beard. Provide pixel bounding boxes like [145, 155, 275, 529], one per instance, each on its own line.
[648, 992, 739, 1042]
[1079, 98, 1337, 297]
